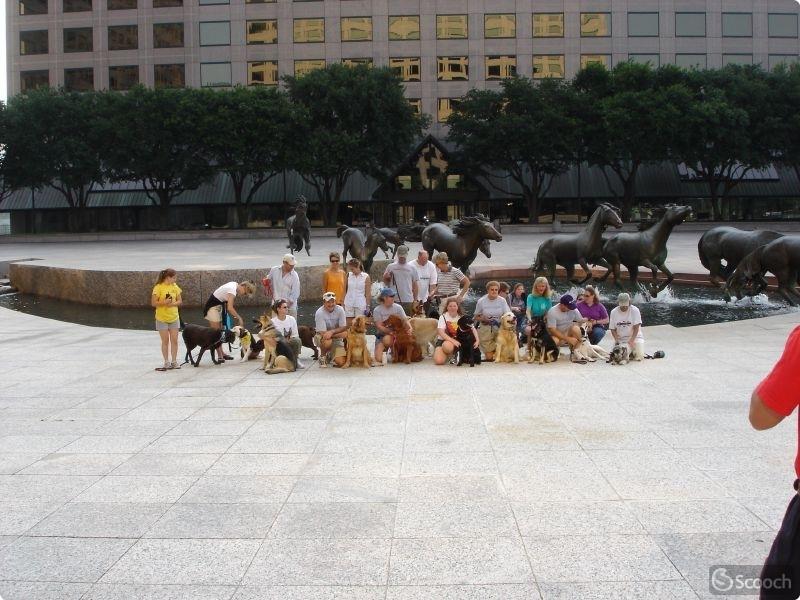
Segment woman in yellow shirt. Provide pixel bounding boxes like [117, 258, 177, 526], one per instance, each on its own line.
[151, 268, 183, 371]
[323, 252, 347, 306]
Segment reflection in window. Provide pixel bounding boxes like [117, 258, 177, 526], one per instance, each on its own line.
[769, 55, 799, 70]
[675, 13, 705, 37]
[108, 25, 137, 50]
[109, 65, 138, 90]
[437, 56, 468, 81]
[246, 0, 275, 3]
[392, 141, 473, 194]
[722, 54, 753, 66]
[294, 18, 324, 43]
[19, 0, 47, 15]
[20, 70, 49, 91]
[200, 21, 230, 46]
[108, 0, 135, 9]
[485, 55, 516, 80]
[675, 53, 706, 69]
[201, 62, 232, 87]
[64, 27, 93, 53]
[199, 0, 227, 5]
[580, 54, 611, 69]
[628, 54, 659, 66]
[20, 30, 48, 55]
[153, 0, 181, 6]
[341, 17, 372, 42]
[408, 98, 421, 114]
[294, 59, 325, 77]
[388, 16, 419, 40]
[485, 14, 515, 38]
[628, 13, 658, 36]
[248, 61, 278, 85]
[533, 55, 564, 79]
[722, 13, 752, 37]
[389, 57, 420, 82]
[533, 13, 563, 37]
[769, 14, 798, 38]
[342, 58, 372, 67]
[581, 13, 611, 37]
[247, 20, 277, 44]
[436, 15, 467, 39]
[154, 23, 183, 48]
[437, 98, 461, 123]
[63, 0, 90, 12]
[154, 63, 184, 88]
[64, 67, 93, 91]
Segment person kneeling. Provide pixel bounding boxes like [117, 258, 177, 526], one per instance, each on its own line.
[372, 288, 411, 365]
[546, 294, 587, 363]
[314, 292, 348, 367]
[434, 297, 479, 366]
[609, 293, 645, 361]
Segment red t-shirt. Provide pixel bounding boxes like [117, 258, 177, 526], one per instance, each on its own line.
[756, 325, 800, 477]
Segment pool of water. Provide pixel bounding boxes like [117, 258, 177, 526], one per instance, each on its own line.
[0, 281, 797, 331]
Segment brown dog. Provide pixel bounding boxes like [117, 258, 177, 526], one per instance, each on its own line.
[385, 314, 423, 364]
[342, 315, 373, 368]
[494, 311, 520, 364]
[409, 317, 438, 357]
[298, 325, 318, 360]
[257, 320, 297, 374]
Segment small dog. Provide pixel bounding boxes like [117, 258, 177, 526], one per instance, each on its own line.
[527, 318, 558, 365]
[182, 324, 241, 367]
[257, 319, 298, 374]
[385, 315, 423, 364]
[238, 328, 254, 361]
[607, 344, 629, 365]
[572, 325, 611, 363]
[297, 325, 319, 360]
[455, 315, 481, 367]
[409, 317, 439, 357]
[343, 315, 373, 368]
[493, 312, 520, 364]
[410, 301, 425, 317]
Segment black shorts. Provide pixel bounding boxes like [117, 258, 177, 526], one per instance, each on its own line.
[760, 481, 800, 599]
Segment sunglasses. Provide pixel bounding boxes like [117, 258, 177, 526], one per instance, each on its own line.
[330, 259, 340, 263]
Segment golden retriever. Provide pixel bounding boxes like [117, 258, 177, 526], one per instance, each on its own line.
[385, 314, 423, 364]
[409, 317, 438, 357]
[494, 311, 520, 364]
[343, 315, 373, 368]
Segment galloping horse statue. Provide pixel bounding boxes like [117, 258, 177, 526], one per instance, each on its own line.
[397, 218, 428, 243]
[421, 214, 502, 273]
[377, 227, 404, 258]
[337, 225, 391, 273]
[697, 226, 783, 287]
[531, 203, 623, 285]
[724, 236, 800, 305]
[286, 195, 311, 256]
[598, 204, 692, 296]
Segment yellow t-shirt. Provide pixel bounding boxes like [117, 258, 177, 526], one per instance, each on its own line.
[152, 282, 182, 323]
[323, 269, 346, 304]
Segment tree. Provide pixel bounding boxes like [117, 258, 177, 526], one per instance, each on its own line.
[447, 76, 579, 223]
[4, 89, 105, 231]
[285, 64, 428, 226]
[103, 87, 216, 229]
[198, 86, 295, 228]
[767, 63, 800, 184]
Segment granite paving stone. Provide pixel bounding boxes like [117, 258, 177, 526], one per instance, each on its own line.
[178, 475, 296, 504]
[394, 502, 518, 538]
[287, 477, 399, 503]
[384, 585, 541, 600]
[110, 453, 220, 476]
[268, 502, 396, 539]
[29, 501, 170, 538]
[82, 584, 238, 600]
[18, 453, 132, 476]
[76, 476, 198, 503]
[144, 503, 281, 539]
[0, 581, 92, 600]
[232, 585, 386, 599]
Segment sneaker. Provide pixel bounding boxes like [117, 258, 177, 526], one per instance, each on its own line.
[169, 362, 180, 370]
[319, 358, 328, 368]
[222, 354, 234, 361]
[449, 356, 457, 365]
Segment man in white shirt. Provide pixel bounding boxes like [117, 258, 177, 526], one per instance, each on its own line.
[382, 245, 419, 314]
[411, 250, 437, 304]
[609, 292, 645, 360]
[266, 254, 301, 317]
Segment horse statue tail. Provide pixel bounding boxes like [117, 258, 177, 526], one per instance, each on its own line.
[336, 225, 348, 238]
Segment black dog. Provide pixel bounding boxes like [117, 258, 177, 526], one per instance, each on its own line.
[183, 324, 238, 367]
[527, 317, 558, 364]
[455, 315, 481, 367]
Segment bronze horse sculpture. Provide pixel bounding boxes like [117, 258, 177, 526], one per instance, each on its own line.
[421, 214, 502, 273]
[598, 204, 692, 296]
[397, 219, 427, 243]
[724, 236, 800, 305]
[337, 225, 391, 273]
[698, 226, 783, 287]
[377, 227, 403, 258]
[286, 195, 311, 256]
[531, 203, 623, 285]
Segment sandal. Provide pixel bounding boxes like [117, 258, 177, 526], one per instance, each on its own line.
[169, 362, 180, 370]
[155, 362, 169, 372]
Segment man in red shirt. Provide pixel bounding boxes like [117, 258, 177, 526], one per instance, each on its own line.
[750, 325, 800, 599]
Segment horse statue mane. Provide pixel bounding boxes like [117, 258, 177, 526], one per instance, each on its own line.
[452, 214, 490, 236]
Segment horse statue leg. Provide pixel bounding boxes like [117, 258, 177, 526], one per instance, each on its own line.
[647, 259, 674, 297]
[592, 259, 614, 283]
[774, 268, 800, 306]
[576, 258, 594, 286]
[565, 264, 579, 285]
[286, 227, 294, 253]
[304, 230, 311, 256]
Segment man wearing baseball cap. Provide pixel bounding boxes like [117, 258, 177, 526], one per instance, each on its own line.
[545, 293, 586, 361]
[372, 287, 411, 365]
[383, 245, 419, 315]
[265, 254, 301, 317]
[609, 292, 645, 360]
[314, 291, 348, 367]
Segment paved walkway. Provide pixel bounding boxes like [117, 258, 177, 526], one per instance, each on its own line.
[0, 301, 797, 599]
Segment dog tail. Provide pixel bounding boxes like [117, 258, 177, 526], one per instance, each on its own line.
[266, 367, 292, 374]
[336, 225, 348, 238]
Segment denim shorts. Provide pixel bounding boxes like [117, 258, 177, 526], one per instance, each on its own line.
[155, 319, 180, 331]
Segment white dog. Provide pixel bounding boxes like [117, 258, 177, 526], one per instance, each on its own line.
[572, 325, 610, 363]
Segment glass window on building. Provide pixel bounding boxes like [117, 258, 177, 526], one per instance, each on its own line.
[294, 59, 325, 77]
[200, 21, 230, 46]
[294, 18, 324, 43]
[153, 23, 183, 48]
[628, 12, 658, 36]
[341, 17, 372, 42]
[437, 56, 468, 81]
[153, 0, 181, 7]
[485, 14, 515, 38]
[533, 13, 563, 37]
[63, 0, 90, 12]
[388, 16, 419, 41]
[19, 0, 47, 15]
[581, 13, 611, 37]
[342, 58, 372, 67]
[246, 0, 275, 3]
[108, 25, 137, 50]
[247, 20, 277, 44]
[154, 63, 184, 88]
[248, 61, 278, 85]
[64, 67, 93, 91]
[769, 14, 798, 38]
[722, 13, 752, 37]
[581, 54, 611, 69]
[628, 53, 660, 66]
[675, 53, 706, 69]
[201, 62, 231, 87]
[533, 54, 565, 79]
[437, 98, 461, 123]
[20, 70, 49, 91]
[389, 57, 420, 81]
[408, 98, 421, 114]
[64, 27, 93, 52]
[199, 0, 227, 4]
[769, 54, 799, 69]
[108, 0, 135, 9]
[675, 13, 706, 37]
[108, 65, 138, 90]
[436, 15, 468, 39]
[722, 54, 753, 66]
[485, 55, 516, 80]
[20, 30, 48, 55]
